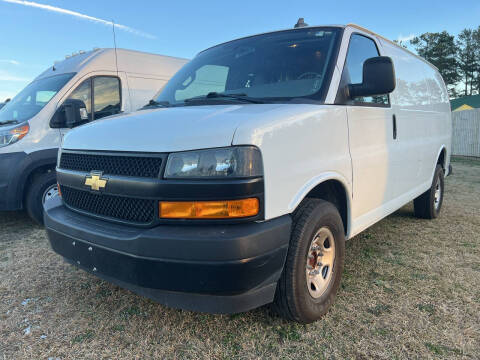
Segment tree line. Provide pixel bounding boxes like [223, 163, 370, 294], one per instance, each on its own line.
[395, 27, 480, 99]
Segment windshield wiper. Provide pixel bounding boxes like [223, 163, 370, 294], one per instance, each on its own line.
[184, 92, 264, 104]
[141, 99, 171, 109]
[0, 120, 19, 126]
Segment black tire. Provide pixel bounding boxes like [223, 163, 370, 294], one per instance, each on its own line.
[273, 198, 345, 323]
[25, 170, 57, 225]
[414, 164, 444, 219]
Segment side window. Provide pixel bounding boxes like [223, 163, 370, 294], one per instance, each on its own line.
[67, 78, 92, 120]
[175, 65, 229, 101]
[93, 77, 121, 120]
[343, 34, 389, 106]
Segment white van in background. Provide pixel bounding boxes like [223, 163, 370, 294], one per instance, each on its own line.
[45, 23, 451, 323]
[0, 48, 188, 224]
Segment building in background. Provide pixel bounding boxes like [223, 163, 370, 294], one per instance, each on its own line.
[451, 95, 480, 112]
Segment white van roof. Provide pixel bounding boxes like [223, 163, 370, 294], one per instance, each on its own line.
[35, 48, 188, 81]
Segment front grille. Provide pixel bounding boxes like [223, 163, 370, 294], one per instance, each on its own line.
[60, 152, 162, 178]
[61, 186, 155, 224]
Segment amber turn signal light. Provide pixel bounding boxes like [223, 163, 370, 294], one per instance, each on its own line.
[159, 198, 259, 219]
[11, 124, 29, 141]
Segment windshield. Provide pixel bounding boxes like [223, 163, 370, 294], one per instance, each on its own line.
[156, 27, 341, 105]
[0, 73, 75, 124]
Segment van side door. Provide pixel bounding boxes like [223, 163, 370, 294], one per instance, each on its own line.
[379, 40, 431, 199]
[57, 75, 123, 137]
[336, 32, 397, 232]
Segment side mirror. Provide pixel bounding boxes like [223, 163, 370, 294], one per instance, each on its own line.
[5, 98, 11, 103]
[348, 56, 396, 99]
[50, 99, 88, 128]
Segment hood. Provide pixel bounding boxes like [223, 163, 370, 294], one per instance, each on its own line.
[62, 104, 286, 152]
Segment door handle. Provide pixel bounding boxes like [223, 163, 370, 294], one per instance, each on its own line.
[392, 114, 397, 140]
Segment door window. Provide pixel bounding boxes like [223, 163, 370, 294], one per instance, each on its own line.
[342, 34, 389, 106]
[64, 76, 121, 124]
[67, 78, 92, 120]
[93, 77, 121, 120]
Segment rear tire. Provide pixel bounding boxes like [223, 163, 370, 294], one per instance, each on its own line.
[273, 199, 345, 323]
[414, 164, 444, 219]
[25, 170, 58, 225]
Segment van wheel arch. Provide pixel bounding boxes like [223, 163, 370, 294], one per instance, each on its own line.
[23, 164, 57, 224]
[296, 179, 349, 236]
[23, 164, 57, 197]
[13, 148, 59, 209]
[437, 147, 446, 171]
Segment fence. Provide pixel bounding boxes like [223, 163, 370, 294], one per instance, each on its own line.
[452, 108, 480, 157]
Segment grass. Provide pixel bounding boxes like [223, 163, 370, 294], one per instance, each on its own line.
[72, 330, 95, 344]
[1, 157, 479, 359]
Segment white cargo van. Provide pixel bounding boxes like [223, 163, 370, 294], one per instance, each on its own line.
[0, 48, 187, 223]
[44, 23, 452, 323]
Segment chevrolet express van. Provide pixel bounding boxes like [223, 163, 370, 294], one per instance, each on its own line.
[44, 24, 451, 323]
[0, 48, 187, 224]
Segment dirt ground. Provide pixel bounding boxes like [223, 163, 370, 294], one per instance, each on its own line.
[0, 157, 479, 359]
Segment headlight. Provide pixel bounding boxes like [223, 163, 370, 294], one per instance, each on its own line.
[164, 146, 263, 178]
[0, 123, 29, 148]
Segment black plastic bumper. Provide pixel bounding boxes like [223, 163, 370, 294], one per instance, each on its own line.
[44, 197, 292, 314]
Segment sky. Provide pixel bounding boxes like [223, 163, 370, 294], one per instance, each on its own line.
[1, 0, 479, 100]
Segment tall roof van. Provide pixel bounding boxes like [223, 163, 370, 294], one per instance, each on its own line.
[0, 48, 188, 223]
[45, 23, 452, 323]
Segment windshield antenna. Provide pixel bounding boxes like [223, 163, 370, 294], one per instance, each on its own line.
[112, 19, 119, 76]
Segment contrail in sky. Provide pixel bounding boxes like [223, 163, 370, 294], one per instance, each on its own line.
[1, 0, 156, 39]
[0, 59, 20, 65]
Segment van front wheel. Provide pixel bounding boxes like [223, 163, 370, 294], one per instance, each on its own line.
[25, 170, 57, 225]
[414, 164, 444, 219]
[273, 199, 345, 323]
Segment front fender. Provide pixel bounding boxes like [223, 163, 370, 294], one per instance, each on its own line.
[0, 148, 58, 210]
[288, 172, 353, 237]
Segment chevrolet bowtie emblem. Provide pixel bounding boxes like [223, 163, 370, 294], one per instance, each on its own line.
[84, 171, 107, 191]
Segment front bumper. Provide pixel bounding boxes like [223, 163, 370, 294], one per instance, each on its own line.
[44, 196, 291, 314]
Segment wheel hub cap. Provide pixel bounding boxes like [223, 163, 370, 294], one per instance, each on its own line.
[43, 184, 59, 204]
[306, 227, 336, 298]
[434, 180, 442, 211]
